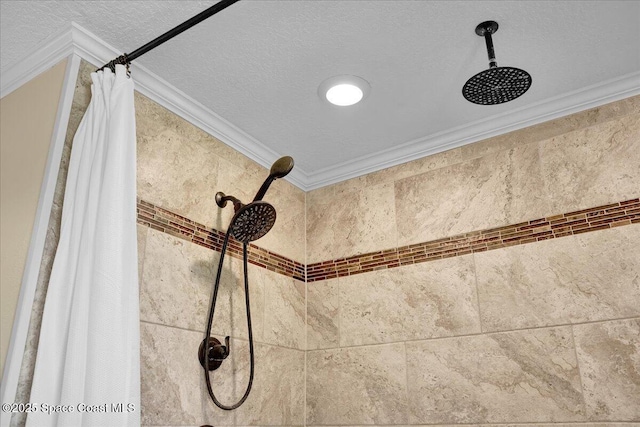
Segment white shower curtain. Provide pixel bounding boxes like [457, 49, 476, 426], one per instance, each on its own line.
[27, 64, 140, 427]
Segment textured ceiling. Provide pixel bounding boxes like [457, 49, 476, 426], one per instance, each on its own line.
[2, 1, 639, 188]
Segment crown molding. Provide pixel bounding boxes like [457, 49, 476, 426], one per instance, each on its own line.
[0, 26, 75, 98]
[1, 23, 309, 190]
[68, 24, 311, 190]
[304, 70, 640, 189]
[2, 23, 638, 191]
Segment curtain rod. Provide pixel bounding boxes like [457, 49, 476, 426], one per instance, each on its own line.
[97, 0, 241, 72]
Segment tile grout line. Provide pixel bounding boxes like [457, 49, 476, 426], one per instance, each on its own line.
[403, 340, 411, 424]
[471, 252, 484, 334]
[304, 190, 308, 427]
[570, 323, 589, 419]
[139, 319, 306, 352]
[299, 422, 640, 426]
[304, 315, 640, 353]
[337, 276, 342, 350]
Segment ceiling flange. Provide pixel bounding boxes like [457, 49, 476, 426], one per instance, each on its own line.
[475, 20, 499, 36]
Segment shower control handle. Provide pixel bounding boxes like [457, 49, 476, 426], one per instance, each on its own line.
[211, 336, 230, 361]
[218, 336, 230, 360]
[198, 336, 230, 371]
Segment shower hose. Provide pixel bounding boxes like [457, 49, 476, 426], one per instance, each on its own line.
[203, 229, 255, 410]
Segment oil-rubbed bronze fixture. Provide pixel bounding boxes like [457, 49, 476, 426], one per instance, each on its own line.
[214, 156, 293, 243]
[463, 20, 532, 105]
[200, 156, 294, 411]
[198, 336, 229, 371]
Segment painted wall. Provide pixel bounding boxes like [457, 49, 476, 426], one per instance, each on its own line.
[306, 95, 640, 424]
[0, 60, 67, 375]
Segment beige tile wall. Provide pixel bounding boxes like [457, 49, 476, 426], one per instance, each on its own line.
[307, 95, 640, 261]
[307, 424, 636, 427]
[136, 84, 306, 265]
[338, 255, 481, 346]
[17, 57, 639, 427]
[306, 228, 640, 424]
[140, 322, 304, 426]
[306, 96, 640, 425]
[133, 61, 307, 425]
[406, 326, 584, 423]
[573, 319, 640, 420]
[475, 226, 640, 332]
[306, 343, 408, 425]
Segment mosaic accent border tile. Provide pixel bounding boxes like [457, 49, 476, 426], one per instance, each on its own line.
[136, 199, 305, 281]
[137, 197, 639, 283]
[306, 198, 640, 282]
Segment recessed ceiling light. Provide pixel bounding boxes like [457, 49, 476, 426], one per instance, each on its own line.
[318, 75, 371, 107]
[326, 84, 363, 106]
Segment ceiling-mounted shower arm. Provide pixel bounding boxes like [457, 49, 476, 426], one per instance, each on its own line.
[476, 21, 499, 69]
[462, 20, 532, 105]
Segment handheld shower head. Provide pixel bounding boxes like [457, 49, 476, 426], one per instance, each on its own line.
[229, 201, 276, 243]
[215, 155, 294, 242]
[253, 156, 294, 202]
[269, 156, 294, 179]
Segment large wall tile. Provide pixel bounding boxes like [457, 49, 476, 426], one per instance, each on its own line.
[406, 327, 585, 424]
[288, 423, 638, 427]
[214, 157, 266, 230]
[140, 229, 265, 342]
[306, 182, 397, 263]
[573, 318, 640, 421]
[307, 278, 340, 350]
[482, 424, 635, 427]
[259, 184, 306, 264]
[460, 96, 640, 164]
[475, 225, 640, 332]
[304, 424, 632, 427]
[211, 255, 266, 343]
[395, 142, 548, 245]
[137, 224, 148, 283]
[263, 270, 305, 350]
[141, 322, 304, 426]
[137, 93, 306, 263]
[137, 124, 221, 228]
[141, 322, 237, 426]
[340, 255, 480, 346]
[539, 114, 640, 214]
[214, 157, 305, 263]
[364, 146, 463, 187]
[233, 344, 305, 425]
[306, 344, 408, 425]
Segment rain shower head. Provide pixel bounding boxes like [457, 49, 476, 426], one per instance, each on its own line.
[462, 21, 532, 105]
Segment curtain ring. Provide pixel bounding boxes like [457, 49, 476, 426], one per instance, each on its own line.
[116, 53, 131, 77]
[96, 53, 131, 77]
